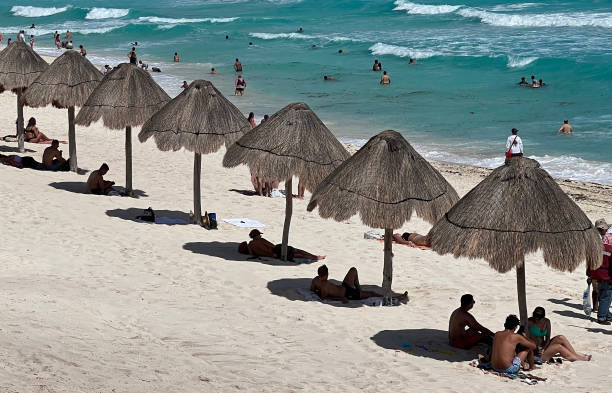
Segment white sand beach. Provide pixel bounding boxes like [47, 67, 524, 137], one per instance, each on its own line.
[1, 61, 612, 392]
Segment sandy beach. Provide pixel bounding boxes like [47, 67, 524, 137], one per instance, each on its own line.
[1, 55, 612, 392]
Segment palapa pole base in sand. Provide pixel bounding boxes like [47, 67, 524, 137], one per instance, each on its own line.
[382, 228, 393, 305]
[17, 91, 25, 153]
[67, 106, 77, 172]
[125, 126, 133, 196]
[281, 178, 293, 261]
[517, 262, 528, 327]
[193, 152, 203, 226]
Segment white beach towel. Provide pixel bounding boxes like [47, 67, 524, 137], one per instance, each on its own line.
[296, 288, 383, 306]
[270, 189, 285, 198]
[222, 218, 265, 228]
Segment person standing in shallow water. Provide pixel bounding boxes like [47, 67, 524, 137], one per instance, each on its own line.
[380, 71, 390, 85]
[506, 128, 523, 158]
[557, 119, 573, 134]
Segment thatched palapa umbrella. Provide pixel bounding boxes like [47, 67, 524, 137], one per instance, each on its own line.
[428, 157, 601, 325]
[139, 80, 250, 225]
[0, 41, 48, 152]
[75, 63, 170, 194]
[307, 130, 459, 304]
[223, 102, 350, 260]
[21, 50, 103, 172]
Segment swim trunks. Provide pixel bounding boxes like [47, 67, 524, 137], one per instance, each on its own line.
[342, 282, 361, 300]
[494, 356, 521, 374]
[449, 332, 487, 349]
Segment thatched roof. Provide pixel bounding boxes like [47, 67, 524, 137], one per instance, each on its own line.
[222, 102, 350, 189]
[0, 41, 48, 93]
[138, 80, 250, 154]
[307, 130, 459, 229]
[21, 50, 103, 109]
[428, 157, 601, 273]
[74, 63, 170, 130]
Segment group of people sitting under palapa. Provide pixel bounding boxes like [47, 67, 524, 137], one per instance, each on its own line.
[310, 264, 408, 304]
[448, 294, 590, 373]
[238, 229, 325, 262]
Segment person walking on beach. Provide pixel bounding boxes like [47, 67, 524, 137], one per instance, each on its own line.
[506, 128, 523, 158]
[234, 58, 242, 72]
[174, 52, 180, 62]
[557, 119, 573, 134]
[380, 71, 390, 85]
[235, 75, 246, 96]
[128, 47, 137, 65]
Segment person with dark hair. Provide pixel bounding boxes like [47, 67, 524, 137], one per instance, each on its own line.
[245, 230, 324, 261]
[393, 232, 430, 247]
[128, 47, 137, 65]
[210, 68, 217, 74]
[87, 163, 115, 195]
[372, 59, 381, 71]
[557, 119, 573, 134]
[174, 52, 180, 62]
[234, 58, 242, 72]
[518, 76, 528, 86]
[247, 112, 256, 129]
[527, 307, 591, 361]
[491, 315, 536, 373]
[181, 81, 189, 89]
[42, 140, 67, 171]
[448, 294, 493, 349]
[380, 71, 390, 85]
[506, 128, 523, 157]
[323, 75, 337, 81]
[24, 117, 51, 143]
[235, 75, 246, 96]
[310, 265, 408, 304]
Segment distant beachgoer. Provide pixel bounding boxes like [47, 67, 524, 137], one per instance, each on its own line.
[448, 294, 494, 349]
[372, 59, 381, 71]
[311, 265, 407, 304]
[338, 49, 343, 54]
[530, 75, 538, 87]
[526, 307, 591, 361]
[539, 79, 546, 86]
[128, 47, 137, 65]
[87, 163, 116, 195]
[311, 44, 316, 49]
[29, 35, 34, 49]
[234, 58, 242, 72]
[17, 30, 24, 42]
[131, 41, 138, 46]
[491, 315, 536, 373]
[79, 45, 87, 56]
[174, 52, 180, 62]
[235, 75, 246, 96]
[138, 60, 148, 70]
[210, 68, 217, 74]
[30, 24, 35, 29]
[518, 76, 528, 86]
[102, 65, 112, 74]
[24, 118, 51, 143]
[7, 38, 11, 46]
[380, 71, 390, 85]
[243, 229, 325, 261]
[42, 140, 67, 171]
[409, 58, 415, 65]
[393, 232, 430, 247]
[298, 27, 304, 33]
[249, 42, 253, 46]
[151, 67, 161, 73]
[247, 112, 256, 129]
[0, 33, 3, 45]
[225, 35, 229, 40]
[323, 75, 336, 81]
[181, 81, 188, 89]
[557, 119, 573, 134]
[66, 30, 72, 40]
[506, 128, 523, 157]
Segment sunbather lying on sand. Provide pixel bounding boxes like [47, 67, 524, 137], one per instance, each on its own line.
[311, 265, 408, 304]
[240, 229, 325, 261]
[393, 232, 430, 247]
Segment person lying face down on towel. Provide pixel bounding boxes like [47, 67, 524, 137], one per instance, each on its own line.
[310, 265, 408, 304]
[86, 163, 116, 195]
[239, 229, 325, 261]
[491, 315, 536, 373]
[448, 294, 494, 349]
[393, 232, 430, 247]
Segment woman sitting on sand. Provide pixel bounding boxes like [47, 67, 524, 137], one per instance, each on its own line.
[527, 306, 591, 362]
[24, 117, 51, 143]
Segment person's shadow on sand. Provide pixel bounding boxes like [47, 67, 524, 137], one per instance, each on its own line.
[50, 182, 147, 197]
[107, 208, 187, 224]
[371, 329, 479, 362]
[267, 278, 406, 308]
[183, 241, 299, 266]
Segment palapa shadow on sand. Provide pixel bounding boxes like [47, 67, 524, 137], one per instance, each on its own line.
[228, 188, 258, 196]
[49, 183, 147, 197]
[107, 208, 187, 224]
[183, 241, 299, 266]
[569, 324, 612, 336]
[266, 278, 406, 308]
[371, 329, 479, 362]
[0, 145, 35, 153]
[553, 309, 591, 321]
[547, 297, 583, 311]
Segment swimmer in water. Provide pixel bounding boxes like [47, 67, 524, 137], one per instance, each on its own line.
[380, 71, 390, 85]
[174, 52, 180, 62]
[338, 49, 344, 54]
[226, 35, 229, 40]
[518, 76, 528, 86]
[323, 75, 336, 81]
[298, 27, 304, 33]
[557, 119, 573, 134]
[210, 68, 218, 74]
[312, 44, 317, 49]
[372, 59, 381, 71]
[409, 58, 415, 65]
[234, 58, 243, 72]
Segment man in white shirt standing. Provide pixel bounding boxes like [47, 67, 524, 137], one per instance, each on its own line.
[506, 128, 523, 158]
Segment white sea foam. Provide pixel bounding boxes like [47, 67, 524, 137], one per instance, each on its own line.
[490, 3, 539, 12]
[393, 0, 462, 15]
[10, 5, 70, 17]
[369, 42, 439, 59]
[249, 32, 316, 40]
[457, 8, 612, 28]
[506, 55, 538, 68]
[137, 16, 238, 24]
[85, 8, 129, 20]
[1, 20, 129, 36]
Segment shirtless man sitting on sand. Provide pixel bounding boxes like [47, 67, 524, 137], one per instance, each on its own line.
[42, 140, 67, 171]
[86, 163, 115, 195]
[448, 294, 494, 349]
[393, 232, 430, 247]
[491, 315, 536, 373]
[243, 229, 325, 261]
[311, 264, 408, 304]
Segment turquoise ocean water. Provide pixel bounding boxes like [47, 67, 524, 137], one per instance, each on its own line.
[2, 1, 611, 183]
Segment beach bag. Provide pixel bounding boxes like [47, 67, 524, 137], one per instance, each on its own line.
[582, 280, 592, 316]
[203, 211, 218, 230]
[506, 136, 518, 160]
[136, 207, 155, 222]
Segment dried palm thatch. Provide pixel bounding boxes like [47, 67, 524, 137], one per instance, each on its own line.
[75, 63, 170, 194]
[223, 102, 350, 260]
[139, 80, 250, 225]
[428, 156, 601, 324]
[21, 50, 103, 171]
[0, 41, 48, 152]
[307, 130, 459, 303]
